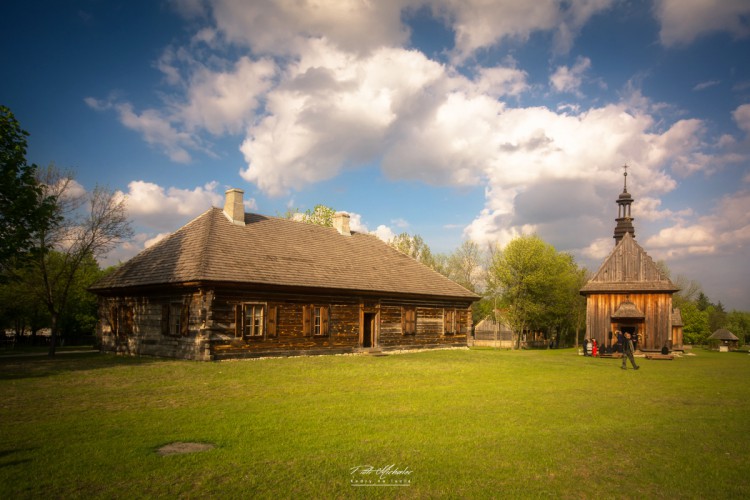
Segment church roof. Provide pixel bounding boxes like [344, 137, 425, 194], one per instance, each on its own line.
[90, 207, 478, 301]
[580, 232, 679, 294]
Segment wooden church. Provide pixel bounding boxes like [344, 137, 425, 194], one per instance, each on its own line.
[580, 169, 683, 352]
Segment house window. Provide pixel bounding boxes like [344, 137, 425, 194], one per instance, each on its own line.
[162, 300, 189, 336]
[402, 306, 416, 335]
[111, 304, 134, 337]
[169, 303, 182, 336]
[242, 304, 265, 338]
[303, 305, 329, 336]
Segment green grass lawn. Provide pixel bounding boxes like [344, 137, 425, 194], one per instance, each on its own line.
[1, 348, 748, 498]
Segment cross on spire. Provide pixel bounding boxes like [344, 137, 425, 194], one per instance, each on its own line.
[622, 164, 629, 192]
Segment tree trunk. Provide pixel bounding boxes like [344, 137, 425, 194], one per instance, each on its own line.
[48, 311, 58, 356]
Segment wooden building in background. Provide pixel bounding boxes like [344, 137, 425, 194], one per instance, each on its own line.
[580, 170, 682, 352]
[90, 189, 477, 360]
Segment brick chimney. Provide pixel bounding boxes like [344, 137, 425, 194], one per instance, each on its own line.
[333, 211, 351, 236]
[223, 188, 245, 226]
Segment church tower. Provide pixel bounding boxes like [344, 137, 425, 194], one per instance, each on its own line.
[580, 166, 682, 353]
[613, 165, 635, 244]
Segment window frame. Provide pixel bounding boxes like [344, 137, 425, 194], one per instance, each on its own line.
[303, 304, 330, 337]
[240, 303, 266, 339]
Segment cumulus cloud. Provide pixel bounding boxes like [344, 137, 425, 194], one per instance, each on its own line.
[655, 0, 750, 47]
[116, 180, 226, 231]
[550, 56, 591, 94]
[432, 0, 614, 59]
[645, 189, 750, 259]
[734, 103, 750, 136]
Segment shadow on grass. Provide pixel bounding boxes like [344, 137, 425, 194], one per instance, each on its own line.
[0, 353, 162, 381]
[0, 448, 35, 469]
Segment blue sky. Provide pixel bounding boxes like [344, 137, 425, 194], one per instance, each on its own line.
[2, 0, 750, 310]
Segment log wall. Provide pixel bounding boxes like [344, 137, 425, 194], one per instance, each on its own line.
[585, 292, 674, 351]
[97, 286, 473, 360]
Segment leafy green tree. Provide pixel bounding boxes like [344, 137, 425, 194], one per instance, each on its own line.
[0, 106, 57, 274]
[681, 302, 711, 345]
[487, 235, 587, 349]
[285, 204, 337, 227]
[389, 232, 437, 269]
[726, 310, 750, 345]
[488, 235, 558, 348]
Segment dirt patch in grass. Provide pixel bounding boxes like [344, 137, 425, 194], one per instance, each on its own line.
[156, 442, 216, 456]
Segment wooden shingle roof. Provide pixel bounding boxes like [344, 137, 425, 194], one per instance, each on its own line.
[91, 208, 478, 301]
[580, 233, 679, 294]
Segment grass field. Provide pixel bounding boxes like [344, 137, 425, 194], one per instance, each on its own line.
[1, 348, 748, 498]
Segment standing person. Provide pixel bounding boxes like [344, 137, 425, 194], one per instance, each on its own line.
[622, 332, 639, 370]
[583, 338, 590, 356]
[592, 339, 598, 358]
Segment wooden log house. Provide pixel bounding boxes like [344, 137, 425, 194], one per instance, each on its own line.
[90, 189, 478, 360]
[580, 170, 683, 352]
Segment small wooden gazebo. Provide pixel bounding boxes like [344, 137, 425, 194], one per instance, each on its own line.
[708, 329, 739, 352]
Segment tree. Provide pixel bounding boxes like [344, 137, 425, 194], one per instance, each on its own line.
[389, 232, 436, 269]
[285, 204, 337, 227]
[726, 310, 750, 345]
[443, 240, 484, 293]
[0, 106, 57, 274]
[29, 165, 133, 355]
[488, 235, 557, 348]
[681, 302, 711, 345]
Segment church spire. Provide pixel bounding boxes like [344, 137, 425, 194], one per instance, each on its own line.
[613, 165, 635, 244]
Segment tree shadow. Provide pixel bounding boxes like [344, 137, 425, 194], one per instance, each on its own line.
[0, 448, 35, 469]
[0, 352, 163, 380]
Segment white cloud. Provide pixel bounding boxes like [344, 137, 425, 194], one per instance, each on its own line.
[144, 233, 171, 249]
[373, 224, 397, 242]
[645, 189, 750, 258]
[550, 56, 591, 94]
[733, 104, 750, 136]
[239, 43, 447, 195]
[202, 0, 411, 56]
[655, 0, 750, 47]
[179, 56, 276, 135]
[117, 180, 225, 231]
[473, 66, 529, 98]
[434, 0, 614, 59]
[693, 80, 720, 91]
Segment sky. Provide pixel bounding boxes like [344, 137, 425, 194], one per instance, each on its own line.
[2, 0, 750, 310]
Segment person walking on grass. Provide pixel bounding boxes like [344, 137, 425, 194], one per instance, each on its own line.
[621, 331, 639, 370]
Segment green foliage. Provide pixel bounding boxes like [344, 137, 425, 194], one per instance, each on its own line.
[0, 105, 57, 273]
[487, 235, 585, 348]
[725, 310, 750, 344]
[681, 302, 711, 345]
[285, 204, 337, 227]
[388, 232, 437, 269]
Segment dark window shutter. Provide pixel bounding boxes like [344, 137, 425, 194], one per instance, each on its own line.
[161, 304, 169, 335]
[401, 306, 406, 334]
[180, 299, 190, 336]
[303, 305, 311, 337]
[234, 304, 241, 338]
[321, 306, 329, 336]
[267, 305, 277, 337]
[127, 306, 135, 335]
